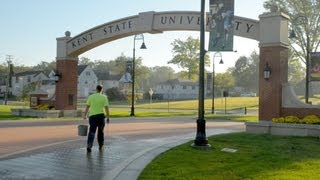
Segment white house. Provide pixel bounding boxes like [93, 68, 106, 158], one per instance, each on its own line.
[11, 71, 49, 96]
[77, 65, 98, 98]
[96, 72, 122, 91]
[154, 79, 200, 100]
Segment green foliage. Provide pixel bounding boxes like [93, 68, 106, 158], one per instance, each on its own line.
[139, 133, 320, 179]
[33, 61, 56, 74]
[288, 57, 304, 85]
[168, 36, 210, 80]
[230, 51, 259, 92]
[264, 0, 320, 65]
[215, 72, 235, 93]
[18, 82, 37, 102]
[105, 87, 126, 101]
[272, 115, 320, 124]
[33, 104, 55, 110]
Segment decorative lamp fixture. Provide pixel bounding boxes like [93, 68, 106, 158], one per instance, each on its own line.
[289, 29, 297, 39]
[219, 58, 224, 64]
[130, 34, 147, 117]
[263, 62, 272, 80]
[140, 42, 147, 49]
[54, 71, 61, 82]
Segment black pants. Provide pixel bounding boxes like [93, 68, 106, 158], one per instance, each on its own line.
[87, 113, 105, 148]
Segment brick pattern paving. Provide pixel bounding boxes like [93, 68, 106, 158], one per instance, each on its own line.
[0, 117, 245, 180]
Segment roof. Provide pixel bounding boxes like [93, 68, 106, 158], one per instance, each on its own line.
[77, 65, 88, 75]
[14, 71, 44, 77]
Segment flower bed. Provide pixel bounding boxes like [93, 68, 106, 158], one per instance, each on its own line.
[246, 116, 320, 137]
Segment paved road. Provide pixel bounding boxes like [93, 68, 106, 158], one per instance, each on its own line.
[0, 116, 245, 180]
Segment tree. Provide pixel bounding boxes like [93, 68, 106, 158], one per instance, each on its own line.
[230, 51, 259, 93]
[148, 66, 176, 88]
[214, 72, 235, 96]
[288, 56, 305, 85]
[33, 61, 56, 74]
[168, 36, 210, 80]
[79, 57, 94, 66]
[264, 0, 320, 68]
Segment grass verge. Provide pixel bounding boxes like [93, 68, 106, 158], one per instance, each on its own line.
[139, 132, 320, 179]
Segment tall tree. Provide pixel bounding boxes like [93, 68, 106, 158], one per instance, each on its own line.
[230, 51, 259, 93]
[288, 56, 304, 85]
[148, 66, 176, 88]
[168, 36, 210, 80]
[214, 72, 235, 96]
[264, 0, 320, 66]
[33, 61, 56, 74]
[79, 57, 94, 66]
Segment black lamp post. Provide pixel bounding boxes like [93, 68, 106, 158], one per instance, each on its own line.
[130, 34, 147, 116]
[289, 15, 310, 104]
[211, 52, 223, 114]
[193, 0, 210, 148]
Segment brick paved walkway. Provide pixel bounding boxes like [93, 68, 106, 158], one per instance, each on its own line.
[0, 117, 245, 180]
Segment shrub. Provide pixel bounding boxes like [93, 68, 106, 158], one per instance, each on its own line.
[272, 115, 320, 124]
[33, 104, 55, 110]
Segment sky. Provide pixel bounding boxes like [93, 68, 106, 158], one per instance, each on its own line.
[0, 0, 266, 73]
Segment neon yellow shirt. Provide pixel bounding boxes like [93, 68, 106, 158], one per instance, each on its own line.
[86, 93, 109, 116]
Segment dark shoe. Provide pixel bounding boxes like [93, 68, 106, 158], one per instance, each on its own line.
[99, 145, 104, 150]
[87, 147, 92, 153]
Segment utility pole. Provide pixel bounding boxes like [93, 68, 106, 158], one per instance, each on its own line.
[4, 55, 13, 105]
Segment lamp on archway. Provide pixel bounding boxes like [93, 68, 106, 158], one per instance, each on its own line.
[130, 34, 147, 117]
[263, 62, 272, 81]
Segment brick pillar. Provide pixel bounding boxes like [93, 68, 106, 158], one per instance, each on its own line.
[259, 47, 288, 120]
[258, 11, 289, 120]
[55, 58, 78, 110]
[55, 31, 78, 110]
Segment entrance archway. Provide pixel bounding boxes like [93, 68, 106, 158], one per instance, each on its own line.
[55, 10, 319, 119]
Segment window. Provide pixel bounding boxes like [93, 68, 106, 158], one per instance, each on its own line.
[183, 85, 187, 89]
[192, 86, 195, 90]
[68, 94, 74, 105]
[161, 85, 163, 89]
[86, 71, 90, 76]
[27, 76, 31, 82]
[171, 85, 175, 90]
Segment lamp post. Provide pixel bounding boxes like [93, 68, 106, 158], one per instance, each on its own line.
[193, 0, 211, 148]
[289, 15, 310, 104]
[211, 52, 224, 113]
[130, 34, 147, 116]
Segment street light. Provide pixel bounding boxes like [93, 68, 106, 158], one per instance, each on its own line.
[211, 52, 224, 114]
[130, 34, 147, 116]
[289, 15, 310, 104]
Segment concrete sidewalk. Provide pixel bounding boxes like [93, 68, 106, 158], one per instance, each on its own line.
[0, 117, 245, 180]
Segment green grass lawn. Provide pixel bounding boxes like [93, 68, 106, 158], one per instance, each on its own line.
[135, 97, 258, 110]
[0, 97, 259, 120]
[139, 132, 320, 179]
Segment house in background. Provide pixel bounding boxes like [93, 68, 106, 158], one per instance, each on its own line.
[11, 71, 49, 96]
[77, 65, 98, 98]
[154, 79, 204, 100]
[96, 72, 122, 91]
[7, 65, 128, 100]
